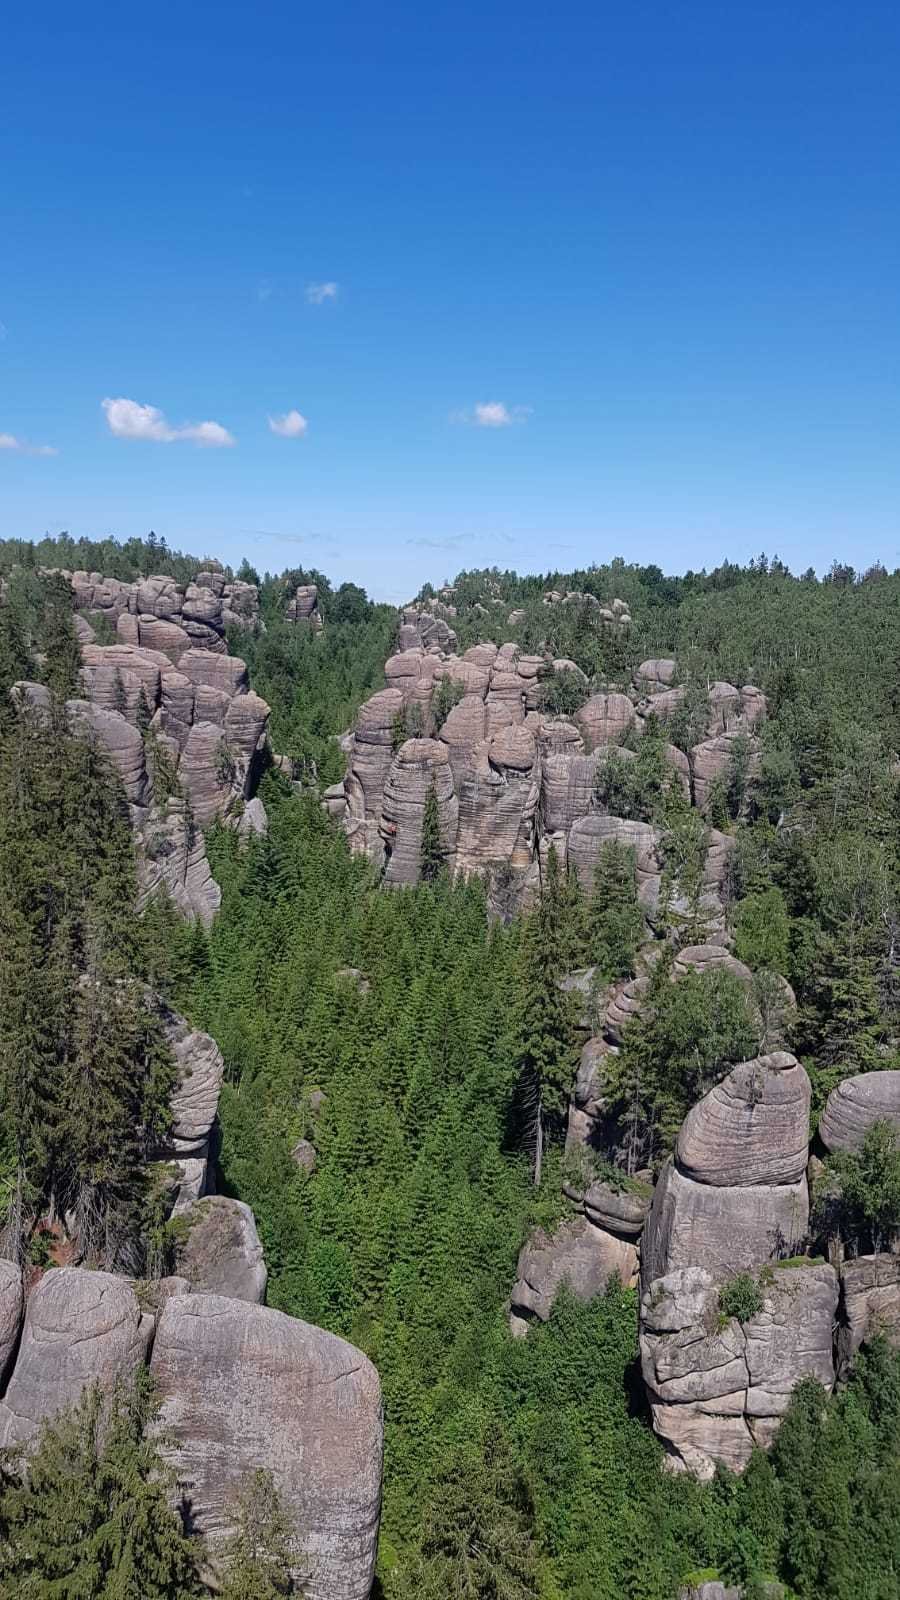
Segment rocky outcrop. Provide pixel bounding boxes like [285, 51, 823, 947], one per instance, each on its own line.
[44, 566, 260, 643]
[151, 1294, 383, 1600]
[285, 583, 324, 629]
[380, 739, 458, 884]
[509, 1216, 637, 1335]
[819, 1071, 900, 1154]
[676, 1053, 811, 1188]
[642, 1161, 809, 1288]
[135, 800, 222, 924]
[0, 1262, 23, 1388]
[150, 1002, 225, 1207]
[838, 1254, 900, 1367]
[0, 1269, 150, 1448]
[640, 1262, 838, 1477]
[173, 1197, 267, 1304]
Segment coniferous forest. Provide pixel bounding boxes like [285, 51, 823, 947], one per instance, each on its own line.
[2, 535, 900, 1598]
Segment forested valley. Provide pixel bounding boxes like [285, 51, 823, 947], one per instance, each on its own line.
[2, 534, 900, 1598]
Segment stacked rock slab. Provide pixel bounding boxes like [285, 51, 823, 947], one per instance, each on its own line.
[640, 1261, 837, 1477]
[152, 1001, 226, 1209]
[43, 567, 261, 646]
[638, 1053, 821, 1474]
[285, 583, 324, 630]
[509, 1216, 638, 1335]
[332, 627, 765, 916]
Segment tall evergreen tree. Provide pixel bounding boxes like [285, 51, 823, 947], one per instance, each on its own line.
[0, 1374, 201, 1599]
[218, 1470, 296, 1599]
[420, 779, 444, 884]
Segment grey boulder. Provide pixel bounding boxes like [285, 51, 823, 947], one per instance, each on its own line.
[173, 1197, 267, 1304]
[151, 1294, 382, 1600]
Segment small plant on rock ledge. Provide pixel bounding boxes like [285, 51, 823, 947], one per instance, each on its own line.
[718, 1271, 764, 1327]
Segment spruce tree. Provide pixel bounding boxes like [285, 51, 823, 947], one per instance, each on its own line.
[419, 779, 444, 884]
[0, 1373, 201, 1599]
[515, 845, 576, 1183]
[218, 1470, 296, 1599]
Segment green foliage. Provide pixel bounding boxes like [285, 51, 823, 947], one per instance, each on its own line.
[419, 780, 444, 884]
[0, 706, 175, 1267]
[816, 1121, 900, 1255]
[540, 667, 588, 717]
[608, 960, 759, 1171]
[430, 675, 464, 732]
[218, 1470, 297, 1599]
[585, 843, 644, 981]
[718, 1273, 764, 1325]
[733, 887, 791, 973]
[0, 1372, 202, 1599]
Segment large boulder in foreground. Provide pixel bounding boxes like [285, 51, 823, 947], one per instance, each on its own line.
[174, 1197, 267, 1304]
[0, 1260, 23, 1387]
[676, 1053, 811, 1188]
[819, 1071, 900, 1154]
[641, 1161, 809, 1288]
[151, 1294, 383, 1600]
[509, 1216, 637, 1335]
[0, 1269, 148, 1448]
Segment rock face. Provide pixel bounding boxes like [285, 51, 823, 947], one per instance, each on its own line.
[0, 1261, 23, 1387]
[380, 739, 458, 885]
[509, 1216, 638, 1334]
[332, 628, 765, 916]
[640, 1262, 838, 1477]
[45, 565, 260, 642]
[819, 1071, 900, 1154]
[0, 1269, 149, 1448]
[642, 1161, 809, 1288]
[151, 1294, 383, 1600]
[150, 1003, 226, 1208]
[676, 1053, 811, 1188]
[838, 1254, 900, 1367]
[174, 1197, 267, 1304]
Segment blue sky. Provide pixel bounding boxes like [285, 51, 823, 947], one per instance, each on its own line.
[2, 1, 898, 600]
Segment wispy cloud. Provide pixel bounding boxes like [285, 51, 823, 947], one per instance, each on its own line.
[451, 401, 532, 428]
[102, 397, 235, 448]
[257, 279, 273, 303]
[305, 281, 338, 305]
[405, 534, 476, 550]
[0, 322, 7, 343]
[268, 409, 308, 439]
[0, 431, 57, 457]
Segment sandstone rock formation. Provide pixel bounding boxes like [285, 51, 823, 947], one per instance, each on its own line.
[173, 1197, 267, 1304]
[0, 1261, 23, 1388]
[509, 1216, 638, 1335]
[151, 1294, 383, 1599]
[151, 1002, 226, 1207]
[819, 1070, 900, 1154]
[44, 565, 260, 644]
[676, 1052, 811, 1189]
[640, 1261, 837, 1477]
[285, 583, 324, 629]
[0, 1269, 150, 1448]
[642, 1160, 809, 1288]
[331, 628, 765, 921]
[838, 1254, 900, 1367]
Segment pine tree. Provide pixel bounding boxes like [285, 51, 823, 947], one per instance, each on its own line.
[419, 779, 444, 884]
[0, 1373, 202, 1599]
[218, 1470, 296, 1599]
[39, 573, 82, 707]
[515, 845, 576, 1184]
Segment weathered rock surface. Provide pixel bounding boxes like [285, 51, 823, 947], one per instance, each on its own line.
[676, 1053, 811, 1188]
[151, 1294, 383, 1600]
[161, 1006, 226, 1154]
[838, 1253, 900, 1366]
[0, 1261, 23, 1387]
[641, 1162, 809, 1288]
[380, 738, 458, 884]
[819, 1071, 900, 1154]
[509, 1217, 638, 1333]
[174, 1197, 267, 1304]
[640, 1262, 837, 1477]
[576, 692, 635, 749]
[0, 1269, 149, 1448]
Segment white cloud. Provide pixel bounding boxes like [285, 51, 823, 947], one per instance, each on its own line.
[102, 397, 235, 447]
[305, 281, 338, 304]
[0, 431, 57, 456]
[475, 401, 513, 427]
[268, 409, 309, 439]
[451, 402, 532, 428]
